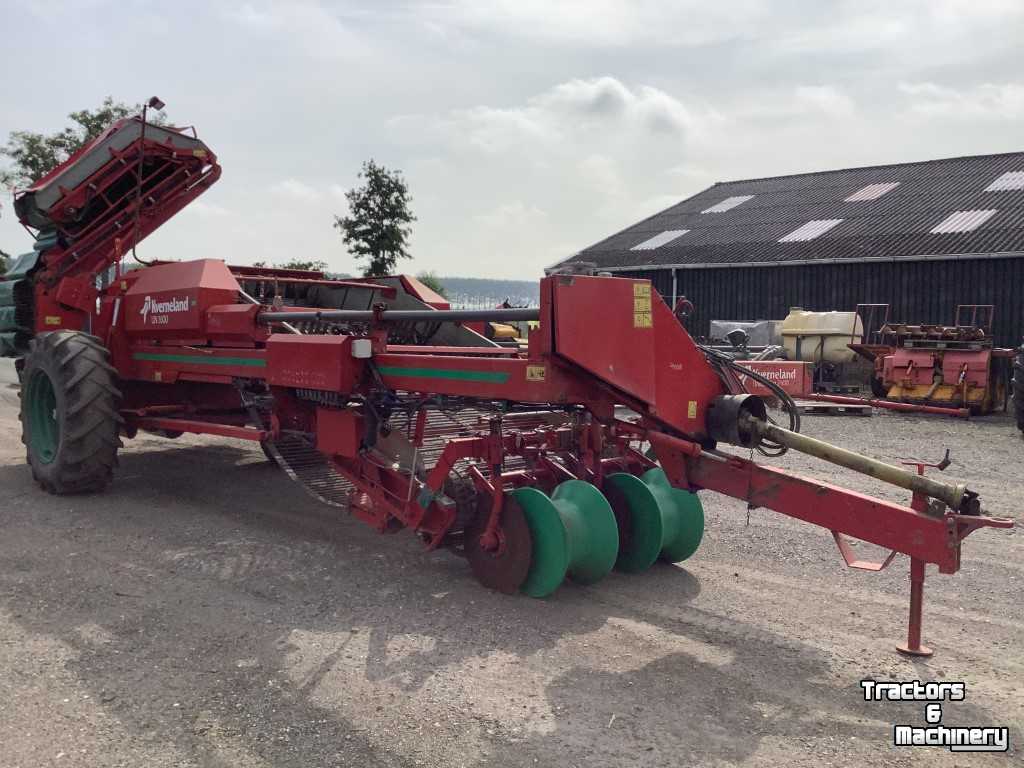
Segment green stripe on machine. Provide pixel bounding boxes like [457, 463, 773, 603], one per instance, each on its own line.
[377, 365, 509, 384]
[132, 352, 266, 367]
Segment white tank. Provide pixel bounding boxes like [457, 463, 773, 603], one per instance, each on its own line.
[781, 308, 862, 365]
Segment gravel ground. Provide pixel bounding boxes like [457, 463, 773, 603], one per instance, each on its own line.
[0, 357, 1020, 767]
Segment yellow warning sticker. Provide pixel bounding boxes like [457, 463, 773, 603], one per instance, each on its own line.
[632, 283, 652, 328]
[44, 315, 62, 326]
[526, 364, 546, 382]
[687, 400, 697, 419]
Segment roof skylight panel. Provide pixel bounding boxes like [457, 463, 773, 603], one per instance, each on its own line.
[630, 230, 690, 250]
[930, 209, 997, 234]
[844, 182, 900, 202]
[778, 219, 844, 243]
[984, 171, 1024, 192]
[701, 195, 754, 214]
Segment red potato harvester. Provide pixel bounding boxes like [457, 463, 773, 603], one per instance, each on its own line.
[0, 110, 1012, 657]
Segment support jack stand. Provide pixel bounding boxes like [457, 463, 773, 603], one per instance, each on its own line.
[896, 558, 933, 657]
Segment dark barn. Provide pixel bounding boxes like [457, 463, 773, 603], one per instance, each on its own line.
[552, 152, 1024, 347]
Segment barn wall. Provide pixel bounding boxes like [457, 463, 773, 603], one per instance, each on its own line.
[622, 257, 1024, 347]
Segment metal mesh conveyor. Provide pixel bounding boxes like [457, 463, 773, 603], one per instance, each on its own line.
[264, 432, 354, 510]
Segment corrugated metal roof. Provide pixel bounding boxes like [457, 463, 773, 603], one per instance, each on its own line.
[930, 209, 998, 234]
[778, 218, 844, 242]
[556, 151, 1024, 270]
[985, 171, 1024, 192]
[845, 181, 900, 202]
[701, 195, 754, 214]
[630, 229, 689, 250]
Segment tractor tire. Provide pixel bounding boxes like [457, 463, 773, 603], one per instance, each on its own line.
[1013, 345, 1024, 433]
[20, 331, 123, 494]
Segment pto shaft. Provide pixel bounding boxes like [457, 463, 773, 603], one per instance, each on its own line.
[740, 415, 975, 513]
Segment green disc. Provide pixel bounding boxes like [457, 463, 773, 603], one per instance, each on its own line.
[641, 468, 704, 563]
[604, 472, 663, 573]
[514, 486, 570, 598]
[551, 480, 619, 585]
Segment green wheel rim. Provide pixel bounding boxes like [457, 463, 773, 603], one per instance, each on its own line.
[26, 370, 59, 464]
[604, 472, 663, 573]
[641, 468, 704, 563]
[514, 486, 570, 598]
[551, 480, 619, 585]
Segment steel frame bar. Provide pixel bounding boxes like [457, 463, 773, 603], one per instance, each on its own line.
[648, 430, 1010, 573]
[132, 416, 267, 442]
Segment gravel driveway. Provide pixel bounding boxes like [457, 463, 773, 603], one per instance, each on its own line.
[1, 359, 1020, 766]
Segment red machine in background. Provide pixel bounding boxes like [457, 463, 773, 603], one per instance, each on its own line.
[849, 303, 1014, 415]
[0, 107, 1013, 657]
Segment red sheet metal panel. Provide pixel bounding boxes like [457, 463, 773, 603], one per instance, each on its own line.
[551, 275, 656, 402]
[317, 408, 362, 457]
[127, 345, 267, 384]
[206, 304, 262, 345]
[648, 297, 726, 436]
[885, 349, 936, 386]
[124, 259, 239, 338]
[941, 350, 991, 388]
[266, 334, 361, 392]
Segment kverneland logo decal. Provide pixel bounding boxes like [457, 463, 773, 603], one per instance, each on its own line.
[140, 295, 191, 324]
[747, 368, 798, 383]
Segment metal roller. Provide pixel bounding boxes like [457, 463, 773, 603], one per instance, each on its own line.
[604, 469, 704, 573]
[514, 480, 619, 598]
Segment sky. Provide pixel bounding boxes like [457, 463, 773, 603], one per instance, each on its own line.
[1, 0, 1022, 279]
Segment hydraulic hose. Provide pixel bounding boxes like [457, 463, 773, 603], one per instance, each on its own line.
[699, 344, 800, 457]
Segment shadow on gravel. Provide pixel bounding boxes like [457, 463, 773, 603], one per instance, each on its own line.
[0, 442, 1017, 766]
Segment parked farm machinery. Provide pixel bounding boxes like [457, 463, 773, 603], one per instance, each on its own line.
[0, 110, 1013, 657]
[849, 303, 1014, 415]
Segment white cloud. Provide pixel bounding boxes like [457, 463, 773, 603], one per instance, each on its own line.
[227, 1, 366, 59]
[182, 201, 232, 218]
[728, 85, 858, 122]
[474, 201, 547, 230]
[793, 86, 857, 119]
[2, 1, 1023, 279]
[271, 178, 321, 203]
[393, 77, 696, 155]
[426, 0, 773, 47]
[387, 77, 706, 275]
[328, 183, 349, 204]
[421, 0, 1024, 61]
[899, 82, 1024, 120]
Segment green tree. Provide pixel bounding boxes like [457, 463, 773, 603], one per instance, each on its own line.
[279, 258, 328, 272]
[251, 259, 329, 272]
[333, 159, 415, 277]
[0, 97, 164, 188]
[416, 270, 447, 297]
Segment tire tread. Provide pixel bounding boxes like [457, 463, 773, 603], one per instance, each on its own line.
[20, 330, 122, 494]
